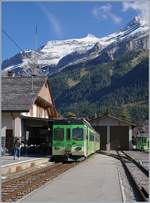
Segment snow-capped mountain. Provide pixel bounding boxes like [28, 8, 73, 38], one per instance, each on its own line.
[2, 16, 149, 76]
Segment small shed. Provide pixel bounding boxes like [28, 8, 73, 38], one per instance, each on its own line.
[90, 114, 135, 150]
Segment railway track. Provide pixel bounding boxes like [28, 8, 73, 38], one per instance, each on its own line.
[117, 150, 149, 202]
[123, 150, 149, 171]
[2, 162, 77, 202]
[122, 151, 149, 177]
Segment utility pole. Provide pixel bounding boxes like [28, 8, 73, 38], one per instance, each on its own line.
[35, 24, 38, 52]
[32, 24, 38, 92]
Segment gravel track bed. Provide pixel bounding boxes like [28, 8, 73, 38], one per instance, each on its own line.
[117, 161, 136, 201]
[110, 150, 149, 201]
[126, 162, 149, 192]
[2, 162, 77, 202]
[124, 151, 149, 170]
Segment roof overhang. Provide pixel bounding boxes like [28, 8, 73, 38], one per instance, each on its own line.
[90, 114, 136, 127]
[2, 110, 29, 113]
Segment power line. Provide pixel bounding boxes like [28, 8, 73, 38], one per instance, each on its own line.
[2, 29, 24, 52]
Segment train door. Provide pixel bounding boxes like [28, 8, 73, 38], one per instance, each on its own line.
[94, 133, 96, 152]
[84, 127, 88, 157]
[87, 127, 90, 156]
[84, 127, 88, 156]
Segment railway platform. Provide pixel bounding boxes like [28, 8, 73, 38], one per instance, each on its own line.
[20, 153, 122, 202]
[1, 155, 50, 177]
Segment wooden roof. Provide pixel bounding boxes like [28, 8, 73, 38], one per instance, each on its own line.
[90, 114, 136, 127]
[2, 76, 54, 112]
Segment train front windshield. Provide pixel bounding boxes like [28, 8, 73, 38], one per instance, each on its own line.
[72, 128, 83, 141]
[53, 128, 64, 141]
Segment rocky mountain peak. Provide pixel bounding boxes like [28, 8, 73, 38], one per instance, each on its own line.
[124, 15, 148, 30]
[2, 15, 149, 76]
[85, 33, 97, 38]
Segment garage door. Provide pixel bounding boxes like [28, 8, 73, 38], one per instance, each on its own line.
[110, 126, 129, 150]
[94, 126, 107, 150]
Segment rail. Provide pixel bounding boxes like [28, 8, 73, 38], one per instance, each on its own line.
[116, 151, 149, 202]
[2, 162, 77, 202]
[122, 151, 149, 177]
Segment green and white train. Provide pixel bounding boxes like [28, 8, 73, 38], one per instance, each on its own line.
[51, 118, 100, 161]
[136, 134, 149, 152]
[132, 133, 149, 152]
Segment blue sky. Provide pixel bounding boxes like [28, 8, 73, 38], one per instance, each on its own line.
[2, 1, 148, 60]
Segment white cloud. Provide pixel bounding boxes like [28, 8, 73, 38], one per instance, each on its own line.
[122, 0, 149, 23]
[92, 4, 122, 24]
[37, 3, 63, 37]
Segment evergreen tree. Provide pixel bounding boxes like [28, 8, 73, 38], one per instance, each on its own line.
[65, 112, 77, 118]
[103, 107, 112, 116]
[118, 107, 131, 122]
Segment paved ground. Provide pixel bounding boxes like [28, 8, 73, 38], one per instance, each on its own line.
[20, 153, 122, 202]
[1, 155, 48, 166]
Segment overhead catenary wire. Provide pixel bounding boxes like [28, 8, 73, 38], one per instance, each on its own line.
[2, 29, 24, 52]
[3, 28, 34, 94]
[3, 27, 38, 85]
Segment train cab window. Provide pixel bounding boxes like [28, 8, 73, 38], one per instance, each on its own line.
[66, 128, 71, 140]
[53, 128, 64, 141]
[72, 128, 83, 141]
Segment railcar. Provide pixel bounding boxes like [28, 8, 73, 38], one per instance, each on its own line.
[136, 135, 149, 152]
[51, 118, 100, 161]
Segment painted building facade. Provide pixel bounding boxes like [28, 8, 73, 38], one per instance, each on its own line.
[1, 76, 58, 152]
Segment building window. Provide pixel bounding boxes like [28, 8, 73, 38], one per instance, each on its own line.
[44, 109, 47, 118]
[33, 105, 37, 117]
[40, 107, 42, 117]
[30, 106, 33, 116]
[42, 109, 45, 118]
[37, 106, 40, 117]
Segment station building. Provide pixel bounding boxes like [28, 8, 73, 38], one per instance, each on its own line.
[1, 76, 58, 153]
[90, 114, 135, 150]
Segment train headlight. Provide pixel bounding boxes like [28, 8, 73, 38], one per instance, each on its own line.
[54, 146, 60, 150]
[75, 147, 82, 151]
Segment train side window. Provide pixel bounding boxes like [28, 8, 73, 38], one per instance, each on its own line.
[84, 129, 88, 140]
[96, 135, 99, 142]
[53, 128, 64, 141]
[89, 133, 94, 141]
[66, 128, 71, 140]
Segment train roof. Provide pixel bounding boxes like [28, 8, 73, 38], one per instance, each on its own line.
[51, 118, 89, 125]
[51, 118, 99, 134]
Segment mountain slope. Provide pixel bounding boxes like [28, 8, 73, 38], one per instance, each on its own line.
[2, 16, 149, 76]
[2, 16, 149, 123]
[49, 49, 148, 123]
